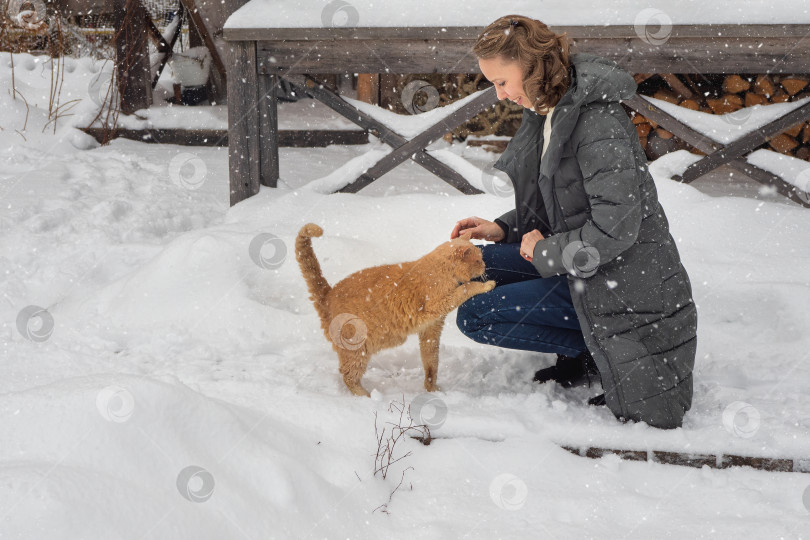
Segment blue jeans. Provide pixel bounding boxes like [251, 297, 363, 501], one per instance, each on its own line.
[456, 243, 588, 357]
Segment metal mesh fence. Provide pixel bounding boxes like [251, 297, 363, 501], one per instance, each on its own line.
[141, 0, 189, 50]
[0, 0, 190, 56]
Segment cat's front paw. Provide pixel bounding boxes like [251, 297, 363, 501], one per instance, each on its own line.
[483, 280, 496, 292]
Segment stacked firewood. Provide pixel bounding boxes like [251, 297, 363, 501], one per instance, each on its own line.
[632, 74, 810, 161]
[376, 72, 810, 160]
[381, 72, 523, 140]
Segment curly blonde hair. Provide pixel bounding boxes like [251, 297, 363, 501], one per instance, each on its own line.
[473, 15, 571, 114]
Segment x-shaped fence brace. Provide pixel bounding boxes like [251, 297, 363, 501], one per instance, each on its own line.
[143, 2, 185, 90]
[280, 75, 810, 206]
[285, 75, 499, 194]
[623, 95, 810, 207]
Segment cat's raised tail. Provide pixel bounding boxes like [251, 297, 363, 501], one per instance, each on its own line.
[295, 223, 332, 323]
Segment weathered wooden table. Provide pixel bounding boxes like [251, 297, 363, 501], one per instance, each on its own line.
[222, 23, 810, 206]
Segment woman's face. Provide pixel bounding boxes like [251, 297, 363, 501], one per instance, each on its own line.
[478, 56, 533, 110]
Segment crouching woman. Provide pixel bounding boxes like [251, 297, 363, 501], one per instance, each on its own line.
[453, 15, 698, 429]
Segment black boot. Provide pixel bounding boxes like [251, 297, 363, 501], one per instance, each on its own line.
[533, 350, 599, 388]
[587, 393, 606, 406]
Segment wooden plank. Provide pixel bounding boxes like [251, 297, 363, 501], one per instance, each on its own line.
[719, 454, 794, 473]
[225, 25, 484, 41]
[729, 160, 810, 209]
[564, 23, 810, 39]
[80, 127, 368, 147]
[581, 37, 809, 74]
[660, 73, 693, 99]
[277, 130, 368, 147]
[82, 127, 227, 145]
[623, 94, 720, 154]
[411, 152, 483, 195]
[653, 450, 716, 468]
[258, 40, 481, 74]
[561, 445, 805, 473]
[356, 74, 379, 105]
[224, 24, 810, 42]
[680, 99, 810, 182]
[228, 41, 261, 206]
[379, 73, 400, 110]
[258, 73, 279, 188]
[585, 447, 647, 461]
[257, 36, 808, 74]
[339, 86, 498, 193]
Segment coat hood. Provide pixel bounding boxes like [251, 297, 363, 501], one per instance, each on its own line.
[494, 53, 638, 182]
[537, 53, 637, 178]
[564, 52, 637, 109]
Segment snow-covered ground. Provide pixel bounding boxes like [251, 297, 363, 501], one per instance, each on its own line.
[3, 51, 810, 539]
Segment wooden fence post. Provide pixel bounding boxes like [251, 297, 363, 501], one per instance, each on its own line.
[257, 72, 279, 188]
[227, 41, 261, 206]
[113, 0, 152, 114]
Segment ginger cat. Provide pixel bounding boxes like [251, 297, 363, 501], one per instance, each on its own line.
[295, 223, 495, 397]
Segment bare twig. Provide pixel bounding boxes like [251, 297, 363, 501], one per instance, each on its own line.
[44, 13, 69, 134]
[373, 466, 413, 514]
[42, 98, 79, 132]
[87, 59, 121, 144]
[10, 50, 15, 100]
[12, 88, 30, 131]
[373, 397, 430, 479]
[370, 396, 430, 515]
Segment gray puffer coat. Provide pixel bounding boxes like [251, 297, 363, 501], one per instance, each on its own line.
[493, 53, 697, 429]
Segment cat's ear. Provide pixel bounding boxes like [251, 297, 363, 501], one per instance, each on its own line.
[454, 244, 477, 261]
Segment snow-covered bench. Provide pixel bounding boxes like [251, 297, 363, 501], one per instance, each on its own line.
[223, 0, 810, 206]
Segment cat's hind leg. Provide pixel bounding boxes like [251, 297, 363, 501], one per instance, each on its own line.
[418, 317, 445, 392]
[337, 348, 371, 397]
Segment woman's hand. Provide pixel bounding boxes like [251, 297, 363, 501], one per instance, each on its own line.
[520, 229, 545, 262]
[450, 216, 506, 242]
